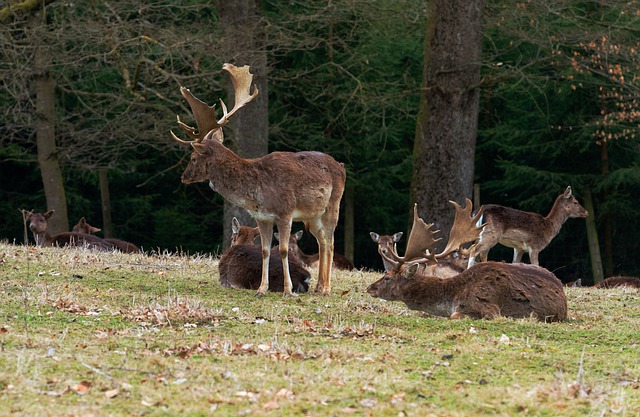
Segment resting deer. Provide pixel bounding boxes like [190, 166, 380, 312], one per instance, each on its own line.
[218, 218, 310, 293]
[22, 210, 115, 251]
[171, 64, 346, 296]
[595, 276, 640, 289]
[468, 186, 588, 267]
[72, 217, 141, 253]
[370, 232, 403, 272]
[279, 230, 354, 271]
[370, 231, 467, 277]
[366, 200, 567, 322]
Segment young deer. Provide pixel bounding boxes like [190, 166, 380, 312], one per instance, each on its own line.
[370, 232, 403, 272]
[280, 230, 354, 271]
[22, 210, 115, 251]
[218, 218, 310, 293]
[171, 64, 346, 296]
[468, 186, 588, 267]
[72, 217, 141, 253]
[366, 201, 567, 322]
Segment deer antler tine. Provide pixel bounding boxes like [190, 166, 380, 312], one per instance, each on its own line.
[404, 204, 442, 262]
[217, 63, 259, 125]
[435, 198, 485, 259]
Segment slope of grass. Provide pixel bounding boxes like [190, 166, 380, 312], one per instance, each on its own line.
[0, 242, 638, 416]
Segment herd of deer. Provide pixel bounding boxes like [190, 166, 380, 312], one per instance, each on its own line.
[20, 63, 639, 324]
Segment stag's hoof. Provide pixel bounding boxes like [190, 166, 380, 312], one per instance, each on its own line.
[255, 291, 267, 297]
[283, 292, 299, 298]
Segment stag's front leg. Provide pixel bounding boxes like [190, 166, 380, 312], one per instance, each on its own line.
[256, 220, 274, 296]
[275, 220, 296, 297]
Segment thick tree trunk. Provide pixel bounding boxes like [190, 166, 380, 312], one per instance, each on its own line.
[410, 0, 484, 241]
[31, 13, 68, 234]
[217, 0, 268, 249]
[343, 181, 355, 264]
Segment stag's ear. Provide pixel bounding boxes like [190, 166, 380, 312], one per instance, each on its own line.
[294, 230, 304, 241]
[203, 128, 224, 144]
[392, 232, 404, 242]
[370, 232, 380, 243]
[231, 217, 240, 233]
[44, 210, 55, 219]
[274, 232, 280, 242]
[403, 263, 419, 279]
[564, 186, 572, 198]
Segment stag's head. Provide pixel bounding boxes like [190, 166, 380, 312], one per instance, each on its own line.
[559, 186, 589, 219]
[171, 64, 259, 184]
[366, 200, 484, 298]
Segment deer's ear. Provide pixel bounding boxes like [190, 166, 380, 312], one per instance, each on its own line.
[191, 142, 210, 155]
[204, 128, 224, 144]
[44, 210, 55, 219]
[564, 186, 572, 198]
[393, 232, 404, 242]
[294, 230, 304, 241]
[231, 217, 240, 233]
[370, 232, 380, 243]
[403, 263, 419, 279]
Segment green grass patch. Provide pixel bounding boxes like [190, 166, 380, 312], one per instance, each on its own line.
[0, 242, 638, 416]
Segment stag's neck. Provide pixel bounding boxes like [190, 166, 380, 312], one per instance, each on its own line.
[544, 196, 570, 238]
[399, 275, 466, 317]
[206, 142, 260, 209]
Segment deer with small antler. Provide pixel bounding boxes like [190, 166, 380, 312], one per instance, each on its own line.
[366, 200, 567, 322]
[171, 64, 346, 296]
[467, 186, 588, 267]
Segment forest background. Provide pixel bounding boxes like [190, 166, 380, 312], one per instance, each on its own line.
[1, 0, 639, 284]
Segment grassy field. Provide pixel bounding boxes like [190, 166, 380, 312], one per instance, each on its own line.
[0, 241, 638, 416]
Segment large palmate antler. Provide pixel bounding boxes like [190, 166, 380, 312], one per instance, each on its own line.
[434, 199, 485, 260]
[171, 63, 259, 144]
[381, 199, 484, 272]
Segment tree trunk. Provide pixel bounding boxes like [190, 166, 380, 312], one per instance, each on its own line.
[98, 169, 113, 238]
[343, 181, 355, 264]
[599, 142, 613, 276]
[410, 0, 484, 240]
[31, 13, 68, 234]
[217, 0, 268, 249]
[583, 186, 604, 284]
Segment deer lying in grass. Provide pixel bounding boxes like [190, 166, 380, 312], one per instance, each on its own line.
[280, 230, 354, 271]
[171, 64, 345, 296]
[366, 200, 567, 322]
[22, 210, 115, 251]
[595, 276, 640, 289]
[72, 217, 141, 253]
[370, 231, 467, 277]
[370, 232, 403, 272]
[468, 186, 588, 267]
[218, 218, 310, 293]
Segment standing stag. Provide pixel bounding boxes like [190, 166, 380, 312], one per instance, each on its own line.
[367, 201, 567, 322]
[218, 218, 310, 293]
[22, 210, 115, 251]
[171, 64, 346, 296]
[468, 186, 588, 267]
